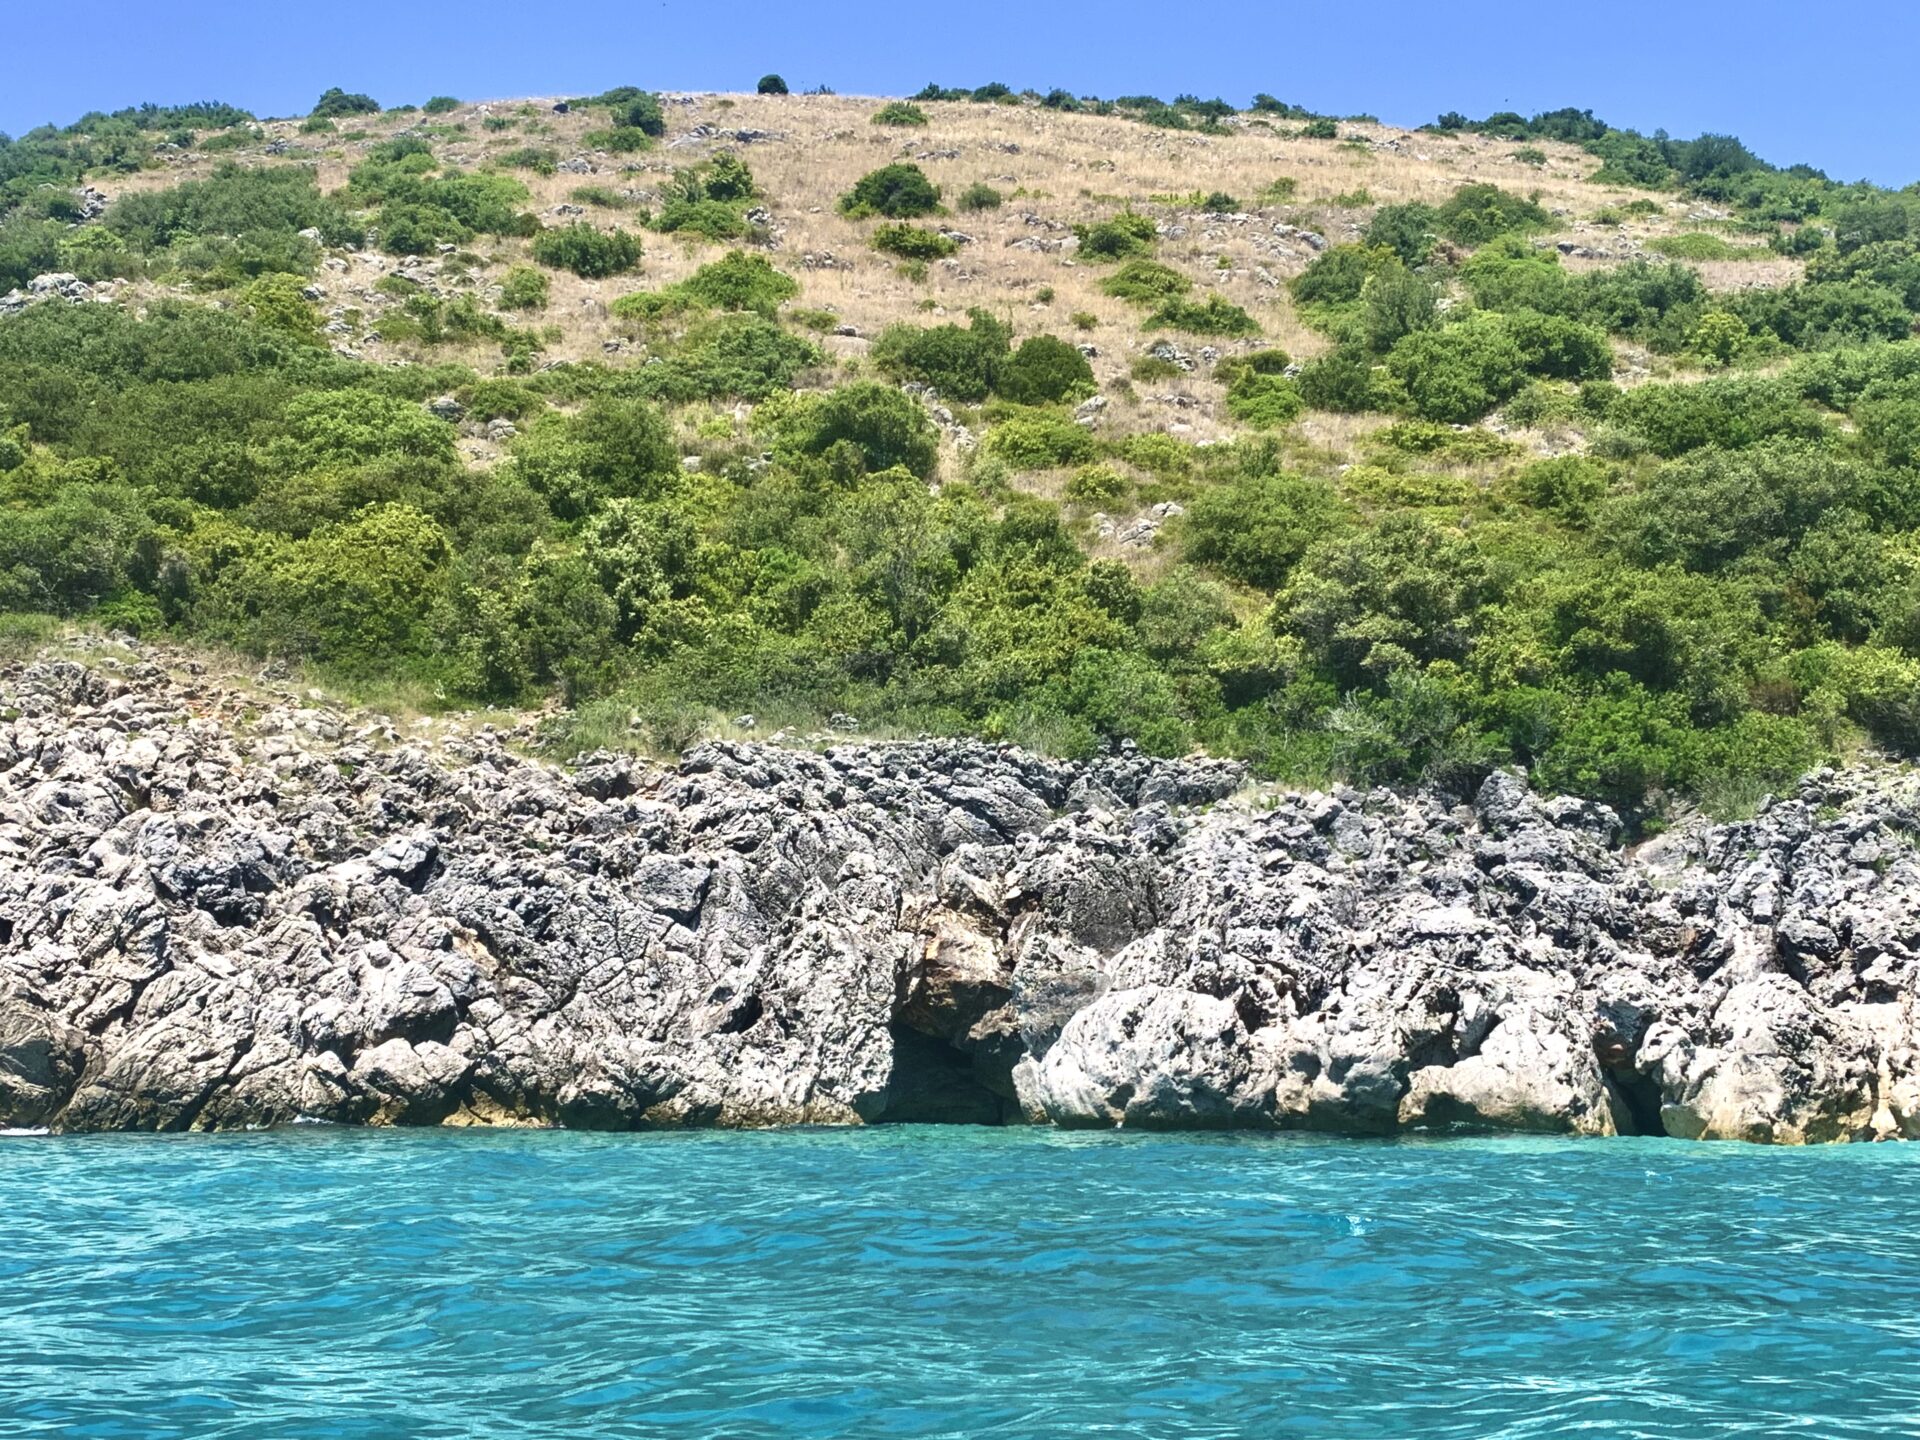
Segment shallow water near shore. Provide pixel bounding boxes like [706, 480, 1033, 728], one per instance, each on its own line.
[3, 1128, 1917, 1439]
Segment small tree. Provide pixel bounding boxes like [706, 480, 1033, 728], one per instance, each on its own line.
[757, 74, 789, 95]
[839, 163, 941, 219]
[312, 87, 380, 119]
[1691, 311, 1748, 368]
[530, 223, 642, 278]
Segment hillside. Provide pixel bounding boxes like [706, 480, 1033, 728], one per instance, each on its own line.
[1, 83, 1918, 819]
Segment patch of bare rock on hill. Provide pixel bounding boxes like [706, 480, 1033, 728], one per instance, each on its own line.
[1, 644, 1917, 1142]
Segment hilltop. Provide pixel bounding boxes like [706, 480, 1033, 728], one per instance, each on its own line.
[0, 83, 1918, 819]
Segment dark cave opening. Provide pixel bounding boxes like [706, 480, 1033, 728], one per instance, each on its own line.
[1604, 1068, 1669, 1138]
[873, 1024, 1019, 1125]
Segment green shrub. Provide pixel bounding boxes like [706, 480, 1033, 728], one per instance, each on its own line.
[1648, 232, 1751, 261]
[778, 381, 939, 478]
[840, 164, 941, 218]
[957, 183, 1004, 212]
[423, 96, 460, 115]
[600, 91, 665, 136]
[1296, 348, 1379, 411]
[312, 87, 380, 118]
[499, 266, 550, 311]
[757, 75, 789, 95]
[1385, 314, 1528, 422]
[1358, 262, 1439, 352]
[495, 146, 558, 177]
[996, 335, 1096, 404]
[1182, 470, 1342, 589]
[1290, 244, 1395, 307]
[1607, 376, 1826, 457]
[1506, 455, 1613, 523]
[1366, 421, 1514, 463]
[672, 250, 798, 315]
[1075, 212, 1157, 261]
[654, 199, 748, 240]
[530, 223, 642, 278]
[983, 411, 1098, 468]
[1300, 117, 1338, 140]
[1144, 295, 1259, 336]
[1065, 466, 1130, 504]
[1434, 183, 1551, 246]
[1503, 310, 1613, 381]
[1100, 259, 1191, 304]
[238, 273, 323, 345]
[883, 316, 998, 399]
[871, 102, 929, 127]
[871, 224, 958, 260]
[583, 127, 655, 154]
[664, 153, 756, 205]
[1223, 372, 1304, 428]
[623, 315, 822, 402]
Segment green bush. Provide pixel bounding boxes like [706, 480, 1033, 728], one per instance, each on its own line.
[1182, 470, 1343, 589]
[872, 102, 930, 127]
[1506, 455, 1613, 523]
[957, 183, 1004, 212]
[872, 310, 1010, 400]
[499, 265, 550, 311]
[623, 315, 822, 402]
[996, 335, 1096, 404]
[1100, 259, 1191, 304]
[1648, 232, 1754, 261]
[1217, 354, 1303, 429]
[495, 146, 559, 177]
[1607, 376, 1826, 456]
[1290, 244, 1396, 307]
[1296, 347, 1379, 412]
[423, 96, 460, 115]
[983, 411, 1098, 468]
[654, 199, 748, 240]
[312, 87, 380, 119]
[583, 127, 655, 154]
[871, 224, 958, 260]
[1075, 212, 1158, 261]
[778, 381, 940, 478]
[1384, 314, 1528, 422]
[673, 250, 799, 315]
[1144, 296, 1259, 336]
[530, 223, 642, 278]
[1434, 183, 1551, 246]
[602, 91, 665, 136]
[757, 75, 789, 96]
[839, 164, 941, 218]
[511, 395, 678, 518]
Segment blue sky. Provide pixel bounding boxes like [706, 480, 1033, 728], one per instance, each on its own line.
[6, 0, 1916, 185]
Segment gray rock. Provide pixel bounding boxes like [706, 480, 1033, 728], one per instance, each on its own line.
[1, 647, 1918, 1143]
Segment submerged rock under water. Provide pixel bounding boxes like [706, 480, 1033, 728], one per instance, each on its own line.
[2, 647, 1918, 1142]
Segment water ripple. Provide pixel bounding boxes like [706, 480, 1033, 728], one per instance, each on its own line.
[2, 1128, 1918, 1438]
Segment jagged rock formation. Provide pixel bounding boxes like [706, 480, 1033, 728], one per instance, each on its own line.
[1, 646, 1916, 1142]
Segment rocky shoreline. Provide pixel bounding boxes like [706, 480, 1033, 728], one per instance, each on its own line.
[0, 643, 1916, 1142]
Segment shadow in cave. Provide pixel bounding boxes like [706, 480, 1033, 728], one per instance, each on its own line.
[1604, 1068, 1670, 1137]
[873, 1024, 1019, 1125]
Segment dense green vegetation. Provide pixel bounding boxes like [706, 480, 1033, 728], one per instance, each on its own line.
[4, 85, 1920, 820]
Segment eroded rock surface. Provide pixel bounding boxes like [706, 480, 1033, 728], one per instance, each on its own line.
[3, 646, 1919, 1143]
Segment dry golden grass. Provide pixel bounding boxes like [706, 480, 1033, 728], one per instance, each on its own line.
[94, 88, 1797, 454]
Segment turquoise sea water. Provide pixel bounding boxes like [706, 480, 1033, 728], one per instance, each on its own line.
[3, 1128, 1918, 1439]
